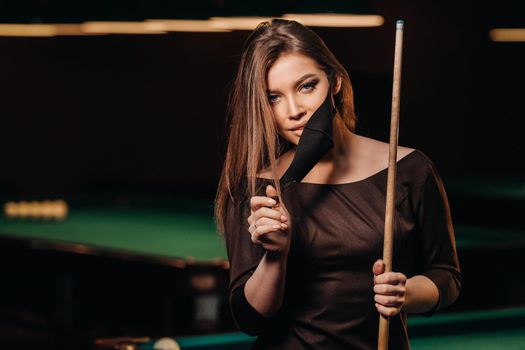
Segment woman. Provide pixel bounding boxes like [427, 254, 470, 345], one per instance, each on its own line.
[215, 19, 460, 349]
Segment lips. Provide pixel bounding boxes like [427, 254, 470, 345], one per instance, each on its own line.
[290, 123, 307, 131]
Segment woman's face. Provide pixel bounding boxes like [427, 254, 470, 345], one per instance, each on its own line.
[266, 52, 330, 145]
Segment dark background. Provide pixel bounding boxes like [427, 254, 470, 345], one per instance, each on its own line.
[0, 0, 523, 199]
[0, 1, 524, 349]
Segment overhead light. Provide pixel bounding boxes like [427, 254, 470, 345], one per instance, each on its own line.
[283, 13, 384, 27]
[0, 21, 227, 36]
[145, 19, 230, 32]
[208, 17, 276, 31]
[0, 24, 74, 37]
[81, 21, 167, 35]
[489, 28, 525, 42]
[54, 24, 94, 36]
[0, 24, 108, 37]
[0, 24, 56, 37]
[207, 13, 384, 31]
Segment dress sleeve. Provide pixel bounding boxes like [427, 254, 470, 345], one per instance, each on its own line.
[223, 196, 275, 335]
[409, 161, 462, 315]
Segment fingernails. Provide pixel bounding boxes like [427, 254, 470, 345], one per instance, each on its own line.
[280, 215, 287, 221]
[273, 224, 281, 230]
[268, 199, 276, 205]
[281, 223, 288, 229]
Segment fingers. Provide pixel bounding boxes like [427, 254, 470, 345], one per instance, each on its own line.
[374, 294, 405, 307]
[373, 264, 407, 317]
[249, 219, 288, 245]
[373, 284, 405, 296]
[265, 185, 278, 199]
[375, 303, 402, 317]
[249, 218, 288, 237]
[253, 207, 286, 221]
[249, 224, 283, 244]
[374, 272, 407, 285]
[372, 259, 385, 275]
[254, 217, 287, 228]
[248, 210, 288, 245]
[247, 207, 288, 237]
[250, 196, 277, 211]
[374, 287, 405, 317]
[248, 195, 288, 231]
[247, 189, 290, 253]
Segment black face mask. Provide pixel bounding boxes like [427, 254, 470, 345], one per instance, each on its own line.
[279, 89, 336, 190]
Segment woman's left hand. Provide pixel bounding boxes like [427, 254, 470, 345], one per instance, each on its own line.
[372, 259, 407, 317]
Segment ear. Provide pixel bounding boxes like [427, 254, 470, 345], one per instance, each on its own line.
[332, 74, 342, 95]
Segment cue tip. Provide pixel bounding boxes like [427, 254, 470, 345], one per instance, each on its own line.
[396, 20, 404, 29]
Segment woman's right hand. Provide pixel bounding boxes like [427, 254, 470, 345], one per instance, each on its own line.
[248, 184, 290, 255]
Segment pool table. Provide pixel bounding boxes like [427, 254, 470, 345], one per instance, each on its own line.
[0, 196, 524, 350]
[1, 196, 523, 263]
[446, 176, 524, 231]
[0, 197, 233, 349]
[135, 307, 525, 350]
[0, 197, 228, 267]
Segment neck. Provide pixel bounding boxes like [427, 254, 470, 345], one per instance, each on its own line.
[318, 116, 356, 163]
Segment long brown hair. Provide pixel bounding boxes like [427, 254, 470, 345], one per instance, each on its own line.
[215, 18, 357, 234]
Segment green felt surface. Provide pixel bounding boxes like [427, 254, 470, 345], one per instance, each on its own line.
[0, 205, 227, 261]
[139, 308, 525, 349]
[455, 225, 525, 248]
[1, 198, 524, 348]
[411, 327, 525, 350]
[409, 307, 525, 350]
[410, 306, 525, 327]
[146, 333, 255, 350]
[447, 177, 525, 200]
[1, 202, 524, 263]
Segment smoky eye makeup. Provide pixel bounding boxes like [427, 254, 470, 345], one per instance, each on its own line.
[267, 77, 321, 104]
[300, 78, 320, 92]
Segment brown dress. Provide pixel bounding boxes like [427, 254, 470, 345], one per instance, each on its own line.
[224, 149, 461, 349]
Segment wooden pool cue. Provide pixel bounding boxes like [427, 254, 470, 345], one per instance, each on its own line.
[378, 19, 405, 350]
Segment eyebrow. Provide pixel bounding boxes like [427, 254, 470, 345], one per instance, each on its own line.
[267, 73, 319, 94]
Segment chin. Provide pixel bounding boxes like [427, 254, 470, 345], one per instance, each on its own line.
[277, 133, 294, 145]
[289, 132, 303, 144]
[287, 135, 300, 146]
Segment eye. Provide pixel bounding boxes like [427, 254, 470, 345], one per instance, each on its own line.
[268, 94, 280, 104]
[300, 79, 319, 93]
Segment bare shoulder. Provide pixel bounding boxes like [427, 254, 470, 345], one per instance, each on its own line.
[358, 135, 415, 162]
[257, 150, 295, 179]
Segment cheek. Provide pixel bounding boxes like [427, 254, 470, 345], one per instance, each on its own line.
[272, 116, 295, 143]
[271, 107, 287, 132]
[274, 123, 298, 144]
[307, 88, 328, 111]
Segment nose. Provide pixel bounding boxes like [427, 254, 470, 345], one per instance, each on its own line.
[287, 96, 306, 120]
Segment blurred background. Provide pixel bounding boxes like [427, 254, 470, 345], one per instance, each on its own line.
[0, 1, 523, 349]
